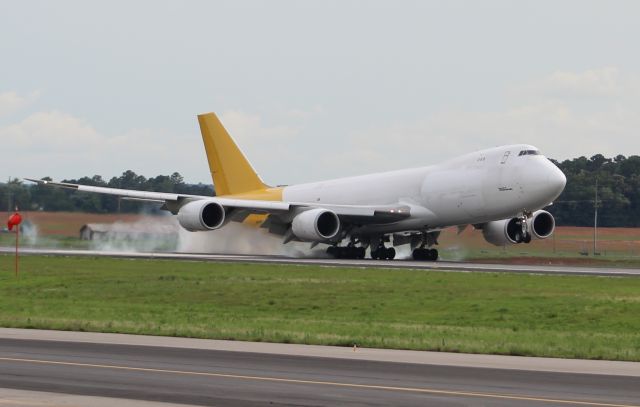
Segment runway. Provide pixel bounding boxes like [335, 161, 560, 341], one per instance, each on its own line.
[2, 247, 640, 277]
[0, 329, 639, 406]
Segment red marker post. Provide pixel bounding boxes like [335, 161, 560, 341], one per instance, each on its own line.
[7, 212, 23, 277]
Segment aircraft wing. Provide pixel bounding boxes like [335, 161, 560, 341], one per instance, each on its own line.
[24, 178, 410, 223]
[25, 178, 185, 202]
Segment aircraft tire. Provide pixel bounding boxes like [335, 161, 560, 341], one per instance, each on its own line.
[412, 248, 424, 260]
[412, 248, 438, 261]
[386, 247, 396, 260]
[328, 246, 359, 259]
[514, 231, 523, 243]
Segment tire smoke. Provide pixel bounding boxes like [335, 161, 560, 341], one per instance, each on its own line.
[88, 216, 179, 253]
[177, 222, 329, 258]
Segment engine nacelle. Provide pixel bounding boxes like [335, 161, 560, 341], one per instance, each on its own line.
[482, 218, 522, 246]
[528, 210, 555, 240]
[177, 200, 226, 231]
[291, 208, 340, 242]
[482, 210, 556, 246]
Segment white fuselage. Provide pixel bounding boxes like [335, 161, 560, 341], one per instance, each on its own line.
[283, 144, 566, 235]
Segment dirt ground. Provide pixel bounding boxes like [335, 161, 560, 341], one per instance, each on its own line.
[9, 211, 147, 237]
[439, 224, 640, 259]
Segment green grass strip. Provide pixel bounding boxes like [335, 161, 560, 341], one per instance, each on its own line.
[1, 255, 640, 361]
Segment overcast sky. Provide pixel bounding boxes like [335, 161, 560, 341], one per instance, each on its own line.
[1, 0, 639, 185]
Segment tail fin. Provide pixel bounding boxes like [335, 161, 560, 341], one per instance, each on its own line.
[198, 112, 269, 196]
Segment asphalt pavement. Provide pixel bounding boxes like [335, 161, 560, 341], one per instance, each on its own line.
[0, 330, 639, 406]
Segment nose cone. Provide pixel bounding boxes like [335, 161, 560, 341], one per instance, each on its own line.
[546, 163, 566, 200]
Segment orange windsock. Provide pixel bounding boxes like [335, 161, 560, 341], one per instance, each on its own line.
[7, 213, 22, 231]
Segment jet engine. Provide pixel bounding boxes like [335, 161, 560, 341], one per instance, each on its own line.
[177, 200, 226, 231]
[482, 210, 556, 246]
[482, 218, 523, 246]
[528, 210, 555, 240]
[291, 208, 340, 242]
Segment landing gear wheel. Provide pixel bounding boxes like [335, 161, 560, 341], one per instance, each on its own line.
[514, 231, 523, 244]
[371, 246, 395, 260]
[412, 248, 439, 261]
[328, 245, 367, 259]
[385, 247, 396, 260]
[523, 233, 532, 244]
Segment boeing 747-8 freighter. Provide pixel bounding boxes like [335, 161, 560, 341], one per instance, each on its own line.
[27, 113, 566, 260]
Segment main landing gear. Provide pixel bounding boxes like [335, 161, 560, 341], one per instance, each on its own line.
[409, 231, 440, 261]
[412, 248, 438, 261]
[327, 245, 366, 259]
[371, 245, 395, 260]
[326, 244, 396, 260]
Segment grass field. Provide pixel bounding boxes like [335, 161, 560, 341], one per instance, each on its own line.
[1, 255, 639, 361]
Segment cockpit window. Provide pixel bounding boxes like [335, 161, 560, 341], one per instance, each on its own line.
[518, 150, 540, 156]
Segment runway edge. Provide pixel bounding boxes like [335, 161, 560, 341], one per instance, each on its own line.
[1, 328, 638, 377]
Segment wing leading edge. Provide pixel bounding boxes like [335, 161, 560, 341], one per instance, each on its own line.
[24, 178, 410, 224]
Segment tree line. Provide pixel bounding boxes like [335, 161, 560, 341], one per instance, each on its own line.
[0, 171, 213, 214]
[1, 154, 639, 227]
[549, 154, 640, 227]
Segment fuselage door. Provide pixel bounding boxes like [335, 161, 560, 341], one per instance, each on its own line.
[500, 151, 511, 164]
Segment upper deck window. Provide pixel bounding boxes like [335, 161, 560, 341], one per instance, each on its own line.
[518, 150, 540, 156]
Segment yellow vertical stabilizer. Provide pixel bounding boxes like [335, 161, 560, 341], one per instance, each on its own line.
[198, 112, 270, 197]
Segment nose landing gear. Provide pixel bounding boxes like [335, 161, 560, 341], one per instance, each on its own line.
[513, 214, 532, 244]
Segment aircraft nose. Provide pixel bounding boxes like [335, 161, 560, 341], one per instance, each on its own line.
[546, 164, 566, 199]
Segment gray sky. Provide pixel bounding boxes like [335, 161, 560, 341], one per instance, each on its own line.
[1, 0, 639, 185]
